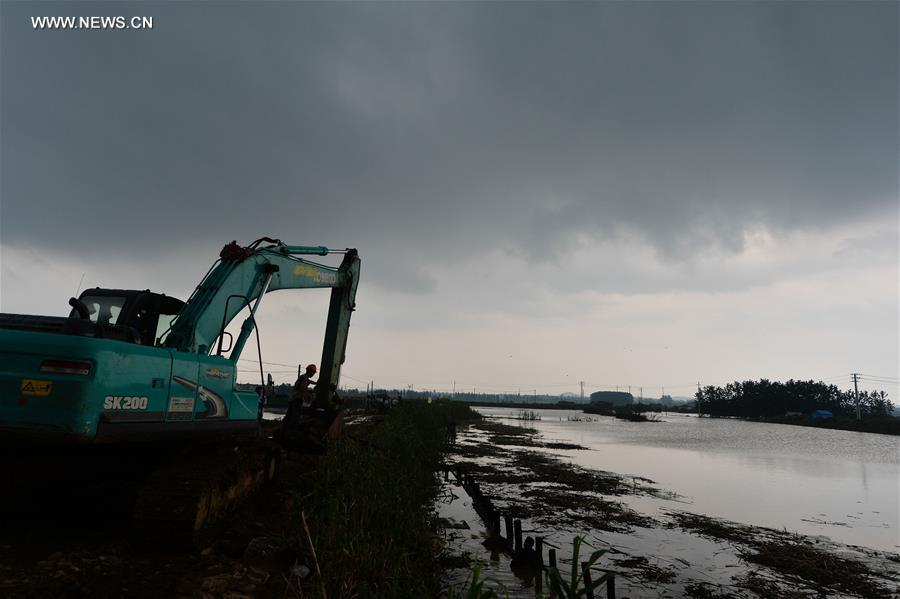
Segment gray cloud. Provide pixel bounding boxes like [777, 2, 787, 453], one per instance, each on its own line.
[1, 1, 897, 293]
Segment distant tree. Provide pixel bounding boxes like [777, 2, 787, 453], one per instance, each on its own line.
[695, 379, 891, 419]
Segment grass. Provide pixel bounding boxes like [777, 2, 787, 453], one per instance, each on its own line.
[298, 400, 479, 598]
[448, 536, 611, 599]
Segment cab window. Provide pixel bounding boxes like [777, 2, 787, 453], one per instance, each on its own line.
[77, 295, 127, 326]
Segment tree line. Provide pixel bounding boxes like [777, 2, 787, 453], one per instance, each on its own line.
[695, 379, 893, 419]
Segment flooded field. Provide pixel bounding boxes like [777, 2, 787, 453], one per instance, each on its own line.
[438, 408, 900, 598]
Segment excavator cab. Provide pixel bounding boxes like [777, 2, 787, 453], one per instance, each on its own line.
[68, 288, 184, 347]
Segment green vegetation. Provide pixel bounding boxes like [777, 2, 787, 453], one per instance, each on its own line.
[696, 379, 897, 434]
[299, 400, 478, 598]
[450, 536, 611, 599]
[544, 535, 611, 598]
[447, 561, 508, 599]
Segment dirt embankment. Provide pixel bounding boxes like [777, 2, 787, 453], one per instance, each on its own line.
[1, 402, 473, 599]
[0, 416, 383, 599]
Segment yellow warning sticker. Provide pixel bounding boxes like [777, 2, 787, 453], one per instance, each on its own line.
[21, 379, 52, 397]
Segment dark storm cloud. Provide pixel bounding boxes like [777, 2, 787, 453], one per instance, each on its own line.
[1, 2, 897, 289]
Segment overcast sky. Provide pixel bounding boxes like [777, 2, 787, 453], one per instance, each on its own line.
[2, 1, 897, 397]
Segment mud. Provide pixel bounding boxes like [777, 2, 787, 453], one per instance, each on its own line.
[672, 512, 899, 599]
[0, 415, 380, 599]
[443, 417, 900, 598]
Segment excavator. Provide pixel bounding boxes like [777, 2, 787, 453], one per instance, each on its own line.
[0, 238, 360, 541]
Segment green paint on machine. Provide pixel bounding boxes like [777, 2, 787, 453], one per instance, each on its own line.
[0, 238, 360, 444]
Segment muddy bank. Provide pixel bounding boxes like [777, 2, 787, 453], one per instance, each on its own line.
[453, 421, 673, 532]
[671, 512, 900, 599]
[0, 406, 454, 599]
[443, 418, 900, 598]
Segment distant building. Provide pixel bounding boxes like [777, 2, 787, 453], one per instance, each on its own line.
[589, 391, 634, 407]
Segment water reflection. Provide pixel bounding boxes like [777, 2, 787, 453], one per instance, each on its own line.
[475, 408, 900, 552]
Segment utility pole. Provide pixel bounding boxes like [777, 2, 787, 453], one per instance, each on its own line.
[453, 380, 456, 396]
[640, 387, 643, 401]
[852, 373, 860, 420]
[580, 381, 584, 401]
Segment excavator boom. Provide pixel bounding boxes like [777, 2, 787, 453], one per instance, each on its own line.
[0, 238, 360, 443]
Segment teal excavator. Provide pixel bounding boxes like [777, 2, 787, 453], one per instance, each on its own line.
[0, 238, 360, 539]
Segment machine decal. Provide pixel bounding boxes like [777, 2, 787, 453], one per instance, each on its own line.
[172, 376, 228, 418]
[293, 263, 337, 285]
[205, 367, 230, 379]
[167, 396, 194, 421]
[104, 395, 149, 410]
[20, 379, 52, 397]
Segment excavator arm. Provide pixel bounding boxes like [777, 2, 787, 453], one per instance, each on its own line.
[165, 238, 360, 395]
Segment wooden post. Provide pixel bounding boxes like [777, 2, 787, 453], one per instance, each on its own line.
[492, 513, 501, 536]
[514, 520, 522, 553]
[504, 515, 514, 547]
[606, 574, 616, 599]
[548, 548, 557, 569]
[536, 537, 544, 567]
[581, 562, 594, 599]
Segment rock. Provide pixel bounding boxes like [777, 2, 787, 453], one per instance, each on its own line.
[200, 547, 216, 558]
[290, 564, 310, 579]
[206, 564, 229, 575]
[233, 581, 257, 593]
[202, 574, 234, 593]
[48, 552, 64, 561]
[242, 537, 294, 571]
[246, 567, 270, 585]
[439, 517, 470, 530]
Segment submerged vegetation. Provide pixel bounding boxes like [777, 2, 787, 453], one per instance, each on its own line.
[450, 536, 611, 599]
[444, 414, 899, 598]
[671, 512, 898, 599]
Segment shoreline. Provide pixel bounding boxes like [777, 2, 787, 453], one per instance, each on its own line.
[442, 417, 900, 598]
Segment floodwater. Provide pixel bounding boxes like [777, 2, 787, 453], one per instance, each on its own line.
[475, 408, 899, 553]
[438, 408, 900, 597]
